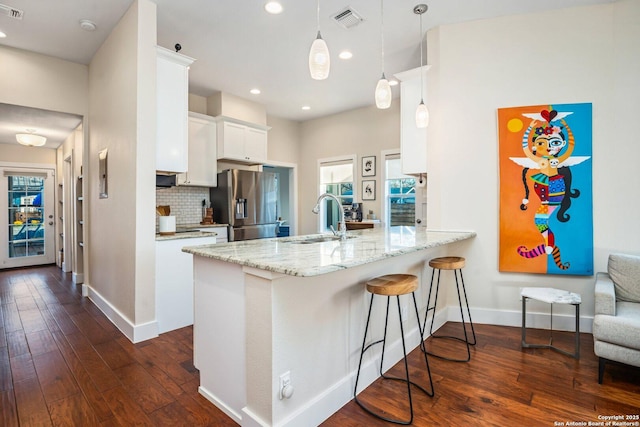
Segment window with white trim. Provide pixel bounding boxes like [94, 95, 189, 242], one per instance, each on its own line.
[384, 153, 417, 227]
[317, 156, 356, 233]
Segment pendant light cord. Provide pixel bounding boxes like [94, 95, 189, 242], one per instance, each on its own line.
[380, 0, 385, 76]
[317, 0, 321, 32]
[419, 11, 424, 103]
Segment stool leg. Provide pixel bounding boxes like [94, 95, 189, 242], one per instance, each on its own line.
[424, 268, 476, 362]
[456, 269, 477, 346]
[354, 292, 434, 425]
[422, 267, 441, 342]
[413, 292, 434, 397]
[354, 294, 376, 399]
[453, 268, 477, 358]
[378, 296, 392, 377]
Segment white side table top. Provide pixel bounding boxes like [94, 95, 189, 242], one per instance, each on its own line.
[521, 287, 582, 304]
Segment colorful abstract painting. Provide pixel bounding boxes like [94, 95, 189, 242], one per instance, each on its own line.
[498, 103, 593, 275]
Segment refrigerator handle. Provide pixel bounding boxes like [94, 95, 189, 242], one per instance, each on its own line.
[235, 198, 247, 219]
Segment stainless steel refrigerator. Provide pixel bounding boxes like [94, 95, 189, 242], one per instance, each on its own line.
[210, 169, 278, 241]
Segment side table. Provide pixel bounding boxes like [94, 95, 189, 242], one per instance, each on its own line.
[521, 287, 581, 359]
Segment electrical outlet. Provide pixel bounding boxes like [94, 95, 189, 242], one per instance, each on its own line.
[279, 371, 293, 400]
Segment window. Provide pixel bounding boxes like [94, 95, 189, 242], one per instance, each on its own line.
[384, 153, 416, 227]
[318, 156, 356, 232]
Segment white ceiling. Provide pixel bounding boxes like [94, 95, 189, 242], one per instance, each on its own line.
[0, 0, 614, 148]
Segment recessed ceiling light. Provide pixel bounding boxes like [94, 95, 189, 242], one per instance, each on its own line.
[264, 2, 283, 14]
[338, 50, 353, 60]
[250, 88, 261, 95]
[79, 19, 97, 31]
[389, 79, 399, 86]
[302, 106, 311, 111]
[0, 31, 6, 38]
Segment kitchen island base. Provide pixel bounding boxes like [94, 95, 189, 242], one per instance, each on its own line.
[188, 229, 475, 426]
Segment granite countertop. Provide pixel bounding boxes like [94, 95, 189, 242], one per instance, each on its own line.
[182, 227, 476, 277]
[155, 223, 227, 241]
[156, 231, 218, 241]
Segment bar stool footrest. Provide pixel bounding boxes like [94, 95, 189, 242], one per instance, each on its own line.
[354, 376, 433, 425]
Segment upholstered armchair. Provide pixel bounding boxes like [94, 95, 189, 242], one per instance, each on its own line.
[593, 253, 640, 383]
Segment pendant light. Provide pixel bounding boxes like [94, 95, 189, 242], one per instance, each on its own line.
[374, 0, 392, 109]
[414, 4, 429, 128]
[309, 0, 330, 80]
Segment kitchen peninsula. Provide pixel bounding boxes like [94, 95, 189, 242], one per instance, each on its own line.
[182, 227, 475, 426]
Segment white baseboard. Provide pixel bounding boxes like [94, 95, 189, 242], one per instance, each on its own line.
[83, 283, 158, 343]
[72, 272, 84, 285]
[199, 386, 243, 425]
[465, 306, 593, 333]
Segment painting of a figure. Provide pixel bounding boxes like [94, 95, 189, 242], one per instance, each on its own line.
[498, 103, 593, 275]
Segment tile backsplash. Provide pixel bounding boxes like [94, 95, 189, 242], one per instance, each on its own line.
[156, 186, 210, 225]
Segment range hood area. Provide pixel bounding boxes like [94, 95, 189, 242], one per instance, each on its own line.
[156, 174, 176, 187]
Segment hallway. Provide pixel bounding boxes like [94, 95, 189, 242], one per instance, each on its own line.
[0, 265, 236, 426]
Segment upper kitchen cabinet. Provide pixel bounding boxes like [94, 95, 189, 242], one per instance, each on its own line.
[216, 117, 269, 165]
[177, 112, 217, 187]
[395, 66, 429, 175]
[156, 46, 195, 173]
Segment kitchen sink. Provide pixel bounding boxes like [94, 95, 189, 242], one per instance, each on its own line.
[289, 235, 357, 244]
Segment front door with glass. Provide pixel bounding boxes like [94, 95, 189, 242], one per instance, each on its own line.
[1, 168, 55, 268]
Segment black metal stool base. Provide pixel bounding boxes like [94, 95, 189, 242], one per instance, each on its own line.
[354, 293, 434, 425]
[422, 265, 477, 363]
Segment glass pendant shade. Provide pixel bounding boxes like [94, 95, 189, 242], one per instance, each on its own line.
[375, 74, 392, 109]
[16, 133, 46, 147]
[415, 101, 429, 128]
[309, 31, 330, 80]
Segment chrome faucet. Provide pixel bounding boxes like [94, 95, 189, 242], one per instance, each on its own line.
[312, 193, 348, 240]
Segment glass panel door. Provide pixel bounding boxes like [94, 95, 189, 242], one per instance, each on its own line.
[8, 175, 45, 258]
[1, 168, 55, 268]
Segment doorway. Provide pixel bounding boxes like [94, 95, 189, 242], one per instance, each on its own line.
[0, 165, 55, 268]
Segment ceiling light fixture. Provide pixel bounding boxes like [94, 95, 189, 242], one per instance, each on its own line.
[414, 4, 429, 128]
[338, 50, 353, 60]
[374, 0, 391, 109]
[16, 129, 46, 147]
[79, 19, 97, 31]
[302, 106, 311, 111]
[389, 79, 398, 86]
[250, 88, 261, 95]
[264, 2, 283, 15]
[309, 0, 330, 80]
[0, 30, 6, 38]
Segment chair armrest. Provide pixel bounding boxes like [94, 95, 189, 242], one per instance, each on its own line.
[594, 272, 616, 316]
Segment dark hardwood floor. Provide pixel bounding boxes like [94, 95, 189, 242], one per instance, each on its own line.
[1, 265, 639, 426]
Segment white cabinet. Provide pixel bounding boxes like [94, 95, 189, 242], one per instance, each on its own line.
[156, 46, 195, 173]
[197, 225, 228, 243]
[394, 66, 429, 175]
[156, 235, 216, 334]
[216, 117, 268, 164]
[178, 113, 217, 186]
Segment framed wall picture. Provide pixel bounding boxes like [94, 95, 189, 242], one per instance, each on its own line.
[362, 179, 376, 200]
[362, 155, 376, 177]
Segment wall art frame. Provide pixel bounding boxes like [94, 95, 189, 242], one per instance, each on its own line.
[362, 179, 376, 200]
[362, 155, 376, 177]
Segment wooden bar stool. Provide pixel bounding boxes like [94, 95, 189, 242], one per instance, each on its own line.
[423, 256, 477, 362]
[354, 274, 434, 425]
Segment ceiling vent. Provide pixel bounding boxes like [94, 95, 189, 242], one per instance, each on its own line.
[0, 3, 23, 19]
[331, 6, 364, 29]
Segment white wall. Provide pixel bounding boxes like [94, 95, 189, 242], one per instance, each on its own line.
[0, 45, 88, 117]
[87, 0, 158, 340]
[425, 1, 640, 322]
[298, 101, 401, 234]
[0, 144, 56, 164]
